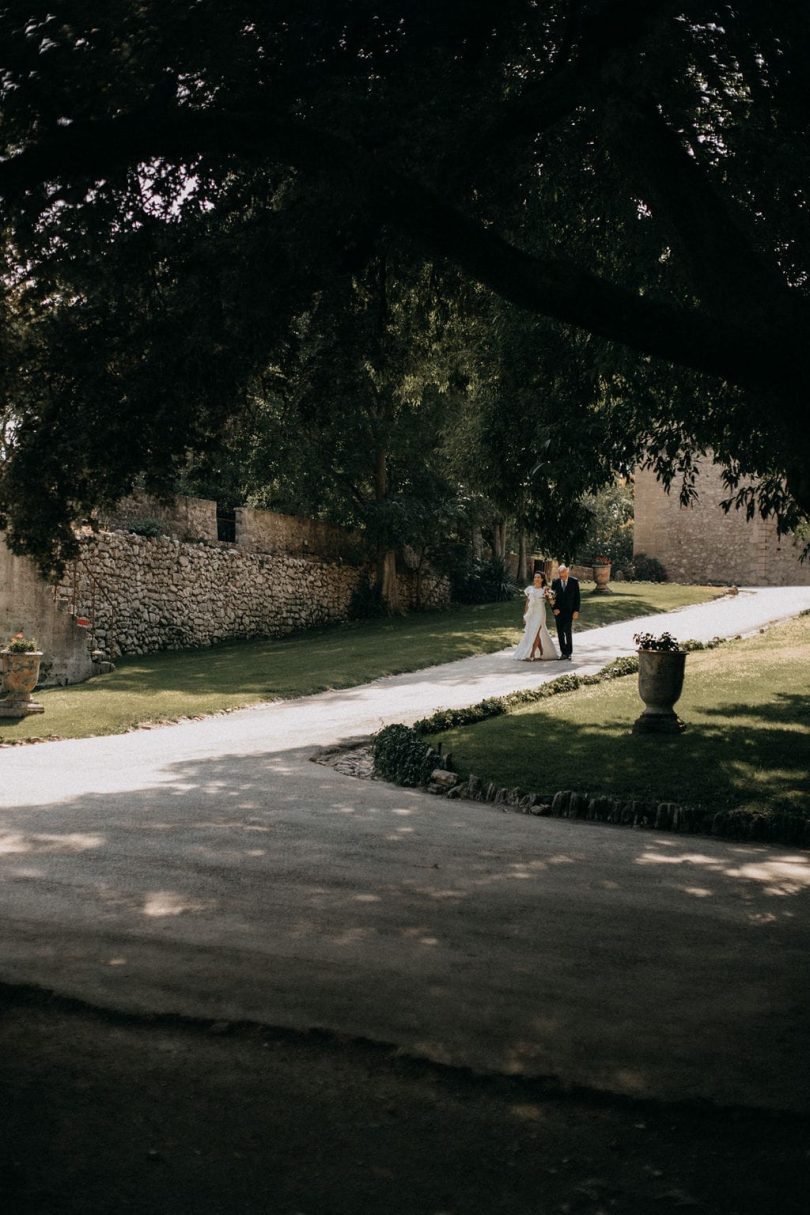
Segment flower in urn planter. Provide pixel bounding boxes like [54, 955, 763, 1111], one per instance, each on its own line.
[5, 631, 38, 653]
[633, 630, 680, 652]
[1, 633, 44, 717]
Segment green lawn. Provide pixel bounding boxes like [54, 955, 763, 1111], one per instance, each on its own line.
[1, 582, 719, 743]
[428, 614, 810, 814]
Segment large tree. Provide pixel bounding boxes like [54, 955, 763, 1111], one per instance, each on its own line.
[1, 1, 809, 568]
[227, 250, 464, 609]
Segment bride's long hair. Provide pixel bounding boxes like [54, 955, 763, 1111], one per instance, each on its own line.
[533, 570, 548, 588]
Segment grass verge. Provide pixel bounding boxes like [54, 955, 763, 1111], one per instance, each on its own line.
[1, 582, 719, 743]
[426, 613, 810, 818]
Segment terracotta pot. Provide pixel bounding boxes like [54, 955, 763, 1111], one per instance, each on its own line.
[0, 650, 45, 717]
[592, 561, 611, 592]
[633, 649, 686, 734]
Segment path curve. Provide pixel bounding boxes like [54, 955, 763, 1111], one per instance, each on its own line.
[1, 586, 809, 1113]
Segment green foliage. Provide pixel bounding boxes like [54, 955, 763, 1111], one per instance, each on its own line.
[126, 518, 165, 539]
[576, 481, 634, 566]
[597, 656, 639, 679]
[372, 724, 441, 788]
[625, 554, 668, 583]
[452, 556, 519, 605]
[347, 580, 387, 621]
[680, 637, 724, 653]
[3, 3, 810, 570]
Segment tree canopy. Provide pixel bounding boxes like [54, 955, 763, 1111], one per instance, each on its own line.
[1, 1, 809, 569]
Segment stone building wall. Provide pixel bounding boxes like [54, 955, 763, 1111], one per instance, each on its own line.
[55, 532, 450, 661]
[0, 537, 94, 686]
[633, 465, 810, 586]
[235, 506, 364, 562]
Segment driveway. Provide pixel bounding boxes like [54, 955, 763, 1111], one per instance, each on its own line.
[1, 586, 809, 1114]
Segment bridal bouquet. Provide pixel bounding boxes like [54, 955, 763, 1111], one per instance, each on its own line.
[543, 587, 556, 606]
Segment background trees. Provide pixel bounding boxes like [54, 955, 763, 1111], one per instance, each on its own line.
[1, 1, 809, 571]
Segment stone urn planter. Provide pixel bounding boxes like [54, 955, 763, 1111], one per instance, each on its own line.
[632, 632, 686, 734]
[592, 559, 611, 593]
[0, 650, 45, 717]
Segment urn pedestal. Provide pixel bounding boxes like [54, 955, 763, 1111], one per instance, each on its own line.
[592, 561, 611, 593]
[632, 649, 686, 734]
[0, 651, 45, 717]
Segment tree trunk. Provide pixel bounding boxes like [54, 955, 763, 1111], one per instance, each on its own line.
[492, 519, 508, 561]
[380, 548, 402, 614]
[373, 444, 402, 614]
[414, 544, 426, 611]
[471, 524, 483, 562]
[517, 525, 528, 583]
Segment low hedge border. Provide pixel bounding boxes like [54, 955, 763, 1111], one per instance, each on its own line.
[372, 635, 810, 849]
[372, 724, 450, 788]
[412, 637, 725, 736]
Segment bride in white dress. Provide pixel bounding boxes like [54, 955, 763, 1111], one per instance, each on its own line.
[514, 571, 557, 661]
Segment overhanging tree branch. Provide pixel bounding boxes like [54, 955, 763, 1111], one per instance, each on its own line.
[601, 92, 796, 316]
[0, 102, 806, 409]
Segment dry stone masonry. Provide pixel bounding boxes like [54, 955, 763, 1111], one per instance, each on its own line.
[55, 530, 449, 661]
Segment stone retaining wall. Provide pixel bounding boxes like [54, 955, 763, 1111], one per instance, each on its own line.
[57, 532, 450, 660]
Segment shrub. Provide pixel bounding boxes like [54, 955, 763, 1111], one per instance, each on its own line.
[576, 481, 635, 567]
[627, 552, 667, 582]
[127, 517, 165, 539]
[599, 655, 640, 678]
[453, 556, 519, 604]
[348, 579, 387, 620]
[372, 724, 441, 787]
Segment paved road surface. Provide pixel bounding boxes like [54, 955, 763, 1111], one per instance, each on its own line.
[1, 586, 809, 1113]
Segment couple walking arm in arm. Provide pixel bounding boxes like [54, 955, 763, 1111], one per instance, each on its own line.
[513, 563, 580, 662]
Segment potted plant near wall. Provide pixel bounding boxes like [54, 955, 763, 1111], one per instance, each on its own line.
[632, 631, 686, 734]
[0, 632, 45, 717]
[592, 555, 612, 592]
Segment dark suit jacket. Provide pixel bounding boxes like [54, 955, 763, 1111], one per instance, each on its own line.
[551, 576, 581, 619]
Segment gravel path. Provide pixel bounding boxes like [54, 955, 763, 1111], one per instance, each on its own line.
[1, 585, 809, 1113]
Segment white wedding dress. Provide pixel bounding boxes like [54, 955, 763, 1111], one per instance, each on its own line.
[513, 586, 557, 661]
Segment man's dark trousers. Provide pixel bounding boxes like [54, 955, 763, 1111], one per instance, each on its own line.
[551, 575, 581, 657]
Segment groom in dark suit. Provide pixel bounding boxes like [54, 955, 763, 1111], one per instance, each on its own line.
[551, 563, 581, 660]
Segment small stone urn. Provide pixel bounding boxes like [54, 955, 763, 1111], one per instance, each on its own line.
[633, 649, 686, 734]
[592, 559, 611, 593]
[0, 650, 45, 717]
